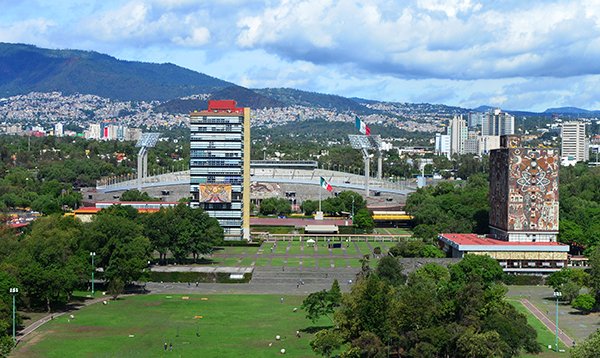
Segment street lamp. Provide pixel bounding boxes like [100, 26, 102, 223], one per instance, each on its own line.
[9, 287, 18, 344]
[553, 291, 562, 352]
[90, 252, 96, 296]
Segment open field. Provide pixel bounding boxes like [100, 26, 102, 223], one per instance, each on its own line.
[14, 294, 331, 358]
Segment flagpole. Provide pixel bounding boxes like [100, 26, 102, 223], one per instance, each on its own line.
[319, 182, 322, 212]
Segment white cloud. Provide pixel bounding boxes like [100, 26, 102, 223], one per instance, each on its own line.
[3, 0, 600, 110]
[0, 18, 55, 45]
[172, 27, 210, 47]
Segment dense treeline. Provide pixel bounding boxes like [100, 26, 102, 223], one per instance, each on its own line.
[0, 135, 186, 212]
[0, 203, 222, 354]
[405, 173, 489, 241]
[307, 255, 541, 357]
[558, 164, 600, 253]
[405, 164, 600, 252]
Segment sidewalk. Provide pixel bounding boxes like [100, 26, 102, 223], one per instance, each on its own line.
[521, 298, 575, 347]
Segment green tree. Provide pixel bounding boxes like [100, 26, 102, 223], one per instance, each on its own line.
[456, 328, 505, 358]
[588, 247, 600, 306]
[329, 279, 342, 307]
[375, 256, 405, 286]
[310, 329, 343, 358]
[302, 290, 337, 323]
[301, 200, 319, 215]
[259, 197, 291, 216]
[572, 294, 596, 314]
[449, 254, 505, 288]
[14, 215, 86, 311]
[353, 209, 374, 232]
[570, 329, 600, 358]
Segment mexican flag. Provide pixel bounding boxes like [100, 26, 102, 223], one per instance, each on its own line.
[355, 116, 371, 135]
[320, 177, 333, 192]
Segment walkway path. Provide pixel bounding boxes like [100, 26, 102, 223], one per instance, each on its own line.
[520, 298, 575, 347]
[17, 295, 129, 344]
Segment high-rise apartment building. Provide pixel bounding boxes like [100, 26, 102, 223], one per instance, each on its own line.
[449, 115, 468, 155]
[189, 100, 251, 241]
[54, 123, 64, 137]
[435, 133, 451, 159]
[489, 136, 559, 242]
[463, 131, 479, 155]
[468, 112, 485, 129]
[85, 124, 101, 140]
[482, 109, 515, 136]
[561, 122, 589, 163]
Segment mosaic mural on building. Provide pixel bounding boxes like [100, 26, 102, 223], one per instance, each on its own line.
[490, 145, 559, 234]
[507, 148, 559, 232]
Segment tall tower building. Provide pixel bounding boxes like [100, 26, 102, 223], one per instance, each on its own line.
[489, 136, 559, 242]
[482, 109, 515, 136]
[448, 115, 467, 155]
[561, 122, 589, 163]
[54, 123, 64, 137]
[468, 112, 485, 129]
[189, 100, 251, 241]
[435, 133, 451, 159]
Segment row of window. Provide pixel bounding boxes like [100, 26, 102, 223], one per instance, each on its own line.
[191, 125, 242, 132]
[190, 142, 243, 150]
[191, 134, 242, 141]
[190, 150, 241, 158]
[190, 159, 241, 167]
[190, 117, 243, 124]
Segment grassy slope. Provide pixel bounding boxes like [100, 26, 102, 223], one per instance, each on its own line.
[508, 300, 568, 358]
[14, 294, 330, 358]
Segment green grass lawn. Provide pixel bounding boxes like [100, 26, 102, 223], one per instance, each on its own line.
[270, 257, 287, 267]
[509, 300, 568, 357]
[215, 246, 254, 255]
[238, 257, 254, 267]
[15, 294, 330, 358]
[301, 258, 316, 268]
[353, 242, 373, 256]
[329, 258, 347, 268]
[287, 242, 305, 256]
[373, 228, 412, 235]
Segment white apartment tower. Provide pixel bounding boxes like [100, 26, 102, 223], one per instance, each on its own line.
[482, 109, 515, 136]
[54, 123, 64, 137]
[561, 122, 589, 162]
[449, 115, 468, 155]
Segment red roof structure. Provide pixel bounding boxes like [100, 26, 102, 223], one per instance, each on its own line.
[440, 233, 565, 246]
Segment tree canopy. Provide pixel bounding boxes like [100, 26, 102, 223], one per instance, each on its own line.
[308, 255, 539, 358]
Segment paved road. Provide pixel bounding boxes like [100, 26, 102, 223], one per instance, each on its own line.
[521, 298, 575, 347]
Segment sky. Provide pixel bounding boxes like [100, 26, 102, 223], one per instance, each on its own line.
[2, 0, 600, 112]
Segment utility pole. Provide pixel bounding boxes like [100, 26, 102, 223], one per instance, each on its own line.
[10, 287, 18, 345]
[90, 252, 96, 296]
[554, 291, 562, 352]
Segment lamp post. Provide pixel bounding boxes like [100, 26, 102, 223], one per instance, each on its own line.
[554, 291, 562, 352]
[9, 287, 18, 344]
[90, 252, 96, 296]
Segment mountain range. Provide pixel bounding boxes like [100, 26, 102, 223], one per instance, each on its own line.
[1, 42, 598, 116]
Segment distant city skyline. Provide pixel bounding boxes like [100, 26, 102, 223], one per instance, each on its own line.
[2, 1, 600, 112]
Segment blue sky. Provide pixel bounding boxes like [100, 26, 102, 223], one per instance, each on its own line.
[2, 0, 600, 111]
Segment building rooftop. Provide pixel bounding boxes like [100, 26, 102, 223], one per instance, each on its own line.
[440, 233, 565, 246]
[439, 233, 569, 252]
